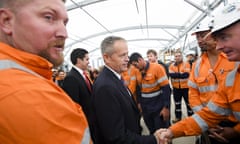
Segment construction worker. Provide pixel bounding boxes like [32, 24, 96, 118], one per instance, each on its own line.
[189, 19, 237, 144]
[0, 0, 91, 143]
[147, 49, 169, 78]
[169, 51, 193, 123]
[156, 2, 240, 144]
[121, 62, 142, 104]
[129, 52, 171, 134]
[185, 50, 197, 69]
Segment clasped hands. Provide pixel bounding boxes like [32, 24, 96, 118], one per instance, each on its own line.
[154, 128, 173, 144]
[153, 126, 237, 144]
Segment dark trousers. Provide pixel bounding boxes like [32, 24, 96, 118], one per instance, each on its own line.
[173, 88, 193, 119]
[142, 110, 170, 134]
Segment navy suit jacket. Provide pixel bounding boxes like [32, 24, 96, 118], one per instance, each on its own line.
[92, 66, 157, 144]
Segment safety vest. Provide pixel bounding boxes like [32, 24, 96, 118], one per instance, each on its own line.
[122, 65, 141, 90]
[169, 61, 191, 89]
[188, 53, 235, 112]
[169, 63, 240, 137]
[121, 65, 141, 102]
[0, 59, 92, 144]
[192, 62, 240, 132]
[141, 62, 169, 98]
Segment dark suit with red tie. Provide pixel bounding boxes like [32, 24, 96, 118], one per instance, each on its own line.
[62, 67, 95, 141]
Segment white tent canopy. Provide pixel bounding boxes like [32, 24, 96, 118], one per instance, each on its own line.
[64, 0, 231, 69]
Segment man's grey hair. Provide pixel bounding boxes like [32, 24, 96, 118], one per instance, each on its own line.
[100, 36, 126, 55]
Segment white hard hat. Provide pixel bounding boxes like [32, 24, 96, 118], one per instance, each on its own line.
[191, 22, 212, 35]
[212, 2, 240, 33]
[185, 50, 195, 56]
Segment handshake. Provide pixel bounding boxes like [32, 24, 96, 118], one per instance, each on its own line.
[154, 128, 173, 144]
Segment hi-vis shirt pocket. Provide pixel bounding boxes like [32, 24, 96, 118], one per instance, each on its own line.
[196, 77, 207, 84]
[144, 74, 154, 81]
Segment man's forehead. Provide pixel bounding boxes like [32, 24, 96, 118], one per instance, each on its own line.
[175, 53, 181, 56]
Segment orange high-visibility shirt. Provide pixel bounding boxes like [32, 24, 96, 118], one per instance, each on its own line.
[0, 42, 91, 144]
[121, 65, 141, 102]
[141, 63, 169, 95]
[170, 63, 240, 138]
[188, 53, 235, 112]
[169, 61, 191, 89]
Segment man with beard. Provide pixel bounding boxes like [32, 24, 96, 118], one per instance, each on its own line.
[189, 21, 236, 144]
[156, 3, 240, 143]
[0, 0, 91, 143]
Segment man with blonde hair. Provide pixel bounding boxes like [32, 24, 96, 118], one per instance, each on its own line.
[147, 49, 169, 78]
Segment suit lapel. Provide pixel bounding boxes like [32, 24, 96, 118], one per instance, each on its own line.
[104, 67, 139, 111]
[119, 81, 139, 111]
[71, 68, 92, 94]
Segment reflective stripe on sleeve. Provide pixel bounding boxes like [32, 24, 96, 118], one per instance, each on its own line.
[198, 85, 217, 93]
[192, 105, 204, 113]
[233, 112, 240, 121]
[192, 114, 208, 132]
[188, 80, 198, 89]
[81, 127, 91, 144]
[207, 101, 231, 116]
[226, 62, 240, 86]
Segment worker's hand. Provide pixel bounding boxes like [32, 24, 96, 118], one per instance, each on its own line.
[208, 125, 223, 134]
[160, 107, 170, 121]
[155, 128, 173, 144]
[208, 125, 239, 143]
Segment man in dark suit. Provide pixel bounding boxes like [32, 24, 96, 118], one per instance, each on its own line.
[92, 36, 159, 144]
[62, 48, 94, 141]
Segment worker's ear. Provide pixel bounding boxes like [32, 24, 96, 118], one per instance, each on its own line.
[0, 9, 14, 35]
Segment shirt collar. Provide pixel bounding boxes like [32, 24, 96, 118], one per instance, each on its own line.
[105, 65, 121, 80]
[0, 42, 53, 79]
[72, 65, 84, 77]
